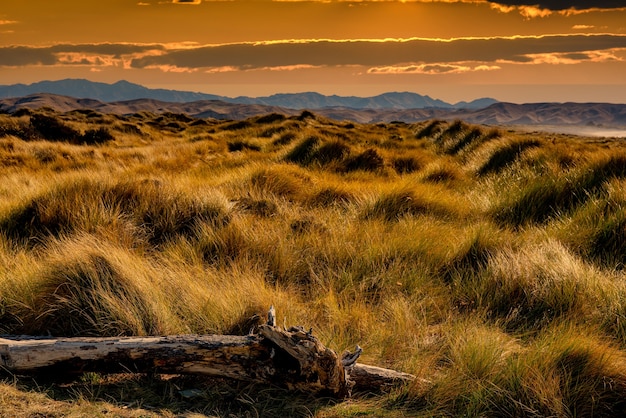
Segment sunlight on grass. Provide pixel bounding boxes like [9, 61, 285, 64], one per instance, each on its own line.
[2, 110, 626, 416]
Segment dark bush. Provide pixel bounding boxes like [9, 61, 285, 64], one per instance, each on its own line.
[272, 132, 297, 146]
[115, 122, 143, 136]
[415, 120, 444, 139]
[437, 120, 466, 145]
[285, 136, 320, 165]
[189, 119, 210, 127]
[446, 127, 483, 155]
[343, 148, 384, 172]
[0, 179, 230, 247]
[162, 112, 194, 123]
[80, 127, 115, 145]
[297, 110, 316, 121]
[255, 113, 286, 124]
[588, 216, 626, 269]
[12, 108, 33, 117]
[392, 156, 421, 174]
[308, 187, 355, 208]
[227, 140, 261, 152]
[311, 140, 351, 165]
[494, 154, 626, 228]
[478, 140, 541, 176]
[0, 118, 36, 140]
[30, 114, 81, 142]
[222, 120, 252, 131]
[364, 190, 429, 222]
[235, 197, 278, 217]
[259, 125, 287, 138]
[424, 167, 458, 183]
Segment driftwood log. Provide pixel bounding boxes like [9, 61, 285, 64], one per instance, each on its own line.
[0, 309, 414, 398]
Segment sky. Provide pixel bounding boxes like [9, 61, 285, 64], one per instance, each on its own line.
[1, 1, 626, 103]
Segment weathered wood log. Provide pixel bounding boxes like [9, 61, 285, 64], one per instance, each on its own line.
[349, 364, 416, 391]
[0, 334, 265, 381]
[258, 324, 348, 397]
[0, 320, 415, 397]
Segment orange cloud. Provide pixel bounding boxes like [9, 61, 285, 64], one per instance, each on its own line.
[518, 6, 552, 18]
[559, 7, 626, 16]
[148, 64, 200, 73]
[520, 50, 623, 65]
[368, 62, 500, 74]
[489, 3, 517, 13]
[4, 35, 626, 75]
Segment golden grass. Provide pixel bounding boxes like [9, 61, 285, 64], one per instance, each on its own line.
[2, 109, 626, 416]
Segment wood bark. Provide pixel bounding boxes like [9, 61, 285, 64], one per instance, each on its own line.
[0, 324, 414, 397]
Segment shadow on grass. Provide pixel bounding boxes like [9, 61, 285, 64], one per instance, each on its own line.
[7, 374, 338, 417]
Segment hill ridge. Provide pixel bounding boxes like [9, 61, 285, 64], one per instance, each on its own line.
[0, 79, 496, 110]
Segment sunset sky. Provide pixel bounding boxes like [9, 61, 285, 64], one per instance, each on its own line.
[1, 1, 626, 103]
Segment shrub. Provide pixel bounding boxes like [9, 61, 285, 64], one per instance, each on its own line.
[272, 131, 297, 146]
[478, 139, 541, 176]
[392, 156, 422, 174]
[423, 165, 461, 183]
[0, 178, 231, 247]
[0, 117, 36, 140]
[343, 148, 384, 172]
[435, 120, 466, 146]
[249, 166, 309, 201]
[308, 186, 355, 208]
[494, 153, 626, 227]
[80, 127, 115, 145]
[451, 241, 592, 332]
[22, 249, 165, 336]
[297, 110, 316, 121]
[445, 127, 483, 155]
[415, 120, 444, 139]
[363, 189, 447, 222]
[227, 140, 261, 152]
[29, 113, 81, 142]
[255, 113, 286, 124]
[587, 213, 626, 269]
[284, 136, 321, 165]
[259, 125, 287, 138]
[221, 120, 252, 131]
[311, 140, 351, 166]
[115, 122, 143, 136]
[493, 175, 575, 226]
[235, 196, 279, 217]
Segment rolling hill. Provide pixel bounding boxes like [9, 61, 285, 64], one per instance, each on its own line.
[2, 93, 626, 129]
[0, 79, 496, 110]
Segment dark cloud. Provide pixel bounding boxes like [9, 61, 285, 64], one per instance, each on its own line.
[0, 46, 57, 66]
[562, 52, 594, 60]
[489, 1, 626, 10]
[3, 36, 625, 70]
[0, 44, 165, 67]
[128, 35, 626, 70]
[48, 44, 164, 56]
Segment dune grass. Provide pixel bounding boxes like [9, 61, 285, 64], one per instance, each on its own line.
[2, 109, 626, 416]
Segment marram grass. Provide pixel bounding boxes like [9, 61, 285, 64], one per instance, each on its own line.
[2, 109, 626, 416]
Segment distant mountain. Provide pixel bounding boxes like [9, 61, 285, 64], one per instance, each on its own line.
[2, 93, 626, 129]
[230, 91, 455, 109]
[0, 79, 497, 110]
[0, 94, 295, 120]
[0, 79, 223, 103]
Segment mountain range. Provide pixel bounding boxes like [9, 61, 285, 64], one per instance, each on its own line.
[0, 79, 496, 110]
[1, 80, 625, 131]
